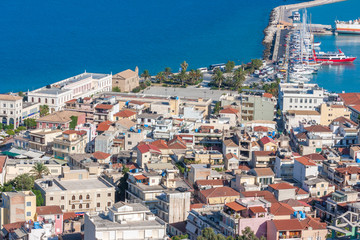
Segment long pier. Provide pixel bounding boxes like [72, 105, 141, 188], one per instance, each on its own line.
[263, 0, 347, 60]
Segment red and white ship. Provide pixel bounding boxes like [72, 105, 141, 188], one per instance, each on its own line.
[335, 19, 360, 34]
[313, 49, 356, 63]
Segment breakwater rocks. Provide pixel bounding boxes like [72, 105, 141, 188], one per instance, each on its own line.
[263, 7, 280, 60]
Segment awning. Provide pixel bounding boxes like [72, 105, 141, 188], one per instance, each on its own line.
[1, 151, 20, 157]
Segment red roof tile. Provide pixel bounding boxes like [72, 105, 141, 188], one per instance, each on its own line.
[3, 221, 26, 233]
[36, 206, 63, 215]
[190, 203, 205, 210]
[97, 121, 113, 132]
[225, 153, 238, 160]
[304, 125, 331, 133]
[253, 167, 274, 177]
[129, 100, 145, 105]
[335, 166, 360, 175]
[295, 157, 317, 166]
[63, 212, 77, 220]
[253, 151, 275, 157]
[0, 156, 7, 173]
[339, 93, 360, 106]
[241, 190, 277, 203]
[260, 136, 276, 145]
[114, 109, 136, 118]
[92, 151, 111, 160]
[300, 217, 327, 230]
[137, 143, 161, 154]
[254, 126, 269, 132]
[196, 179, 228, 187]
[303, 153, 326, 161]
[225, 201, 246, 212]
[272, 219, 303, 231]
[295, 187, 309, 195]
[134, 174, 148, 180]
[63, 130, 87, 135]
[220, 107, 239, 114]
[269, 202, 294, 216]
[200, 186, 239, 199]
[269, 182, 296, 190]
[95, 104, 113, 110]
[249, 206, 267, 213]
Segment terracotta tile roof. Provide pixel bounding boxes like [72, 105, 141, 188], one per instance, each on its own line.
[200, 186, 239, 199]
[253, 151, 275, 157]
[37, 111, 84, 124]
[116, 118, 136, 129]
[225, 201, 246, 212]
[350, 104, 360, 113]
[137, 143, 161, 154]
[36, 206, 63, 215]
[260, 136, 276, 145]
[65, 99, 77, 103]
[129, 100, 145, 105]
[151, 140, 169, 149]
[339, 93, 360, 106]
[225, 153, 238, 160]
[63, 212, 77, 220]
[295, 187, 309, 195]
[168, 137, 187, 149]
[335, 166, 360, 175]
[269, 202, 294, 216]
[281, 199, 308, 208]
[220, 107, 239, 115]
[196, 179, 228, 187]
[304, 125, 331, 133]
[331, 116, 358, 126]
[134, 174, 148, 180]
[2, 221, 26, 233]
[224, 139, 238, 147]
[114, 109, 136, 118]
[95, 104, 113, 110]
[253, 167, 274, 177]
[331, 104, 346, 108]
[295, 157, 317, 166]
[295, 132, 307, 140]
[300, 217, 327, 230]
[269, 182, 296, 190]
[249, 206, 267, 213]
[254, 126, 269, 132]
[238, 165, 250, 171]
[190, 203, 205, 210]
[241, 190, 277, 203]
[92, 151, 111, 160]
[0, 156, 7, 173]
[63, 130, 87, 135]
[272, 219, 303, 231]
[303, 153, 326, 161]
[97, 120, 113, 132]
[0, 94, 22, 101]
[263, 93, 273, 98]
[114, 69, 137, 79]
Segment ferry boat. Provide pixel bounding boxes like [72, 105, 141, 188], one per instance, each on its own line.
[313, 49, 356, 63]
[335, 19, 360, 34]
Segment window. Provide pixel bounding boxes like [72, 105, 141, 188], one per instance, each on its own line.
[86, 194, 90, 199]
[86, 203, 90, 208]
[107, 202, 111, 207]
[290, 98, 293, 103]
[79, 195, 83, 200]
[300, 99, 303, 103]
[79, 204, 82, 209]
[50, 197, 53, 201]
[108, 193, 111, 197]
[26, 201, 31, 207]
[128, 141, 132, 145]
[57, 214, 60, 219]
[72, 204, 75, 209]
[317, 191, 320, 196]
[72, 147, 75, 150]
[97, 194, 100, 197]
[61, 205, 64, 210]
[79, 174, 82, 180]
[321, 184, 324, 187]
[26, 212, 31, 217]
[97, 203, 100, 207]
[72, 195, 75, 200]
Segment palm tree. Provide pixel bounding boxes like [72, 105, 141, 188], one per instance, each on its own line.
[212, 69, 225, 89]
[155, 72, 165, 83]
[178, 70, 188, 86]
[164, 67, 172, 81]
[141, 69, 151, 81]
[180, 61, 188, 72]
[30, 162, 50, 179]
[40, 105, 49, 117]
[233, 68, 246, 89]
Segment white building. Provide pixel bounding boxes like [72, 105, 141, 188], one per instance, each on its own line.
[293, 157, 318, 183]
[84, 202, 167, 240]
[28, 72, 112, 113]
[0, 94, 23, 127]
[279, 83, 326, 112]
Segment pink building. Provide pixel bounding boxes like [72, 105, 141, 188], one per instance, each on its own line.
[36, 206, 63, 235]
[36, 111, 86, 129]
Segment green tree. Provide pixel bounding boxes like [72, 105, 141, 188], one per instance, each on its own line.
[155, 72, 166, 83]
[30, 162, 50, 179]
[0, 123, 3, 130]
[40, 105, 49, 117]
[172, 234, 188, 240]
[177, 70, 188, 86]
[24, 118, 37, 129]
[141, 69, 151, 81]
[212, 69, 225, 89]
[233, 68, 246, 89]
[112, 86, 121, 92]
[6, 130, 15, 135]
[13, 174, 34, 190]
[69, 116, 78, 130]
[250, 59, 263, 70]
[18, 91, 24, 97]
[213, 101, 221, 115]
[238, 227, 260, 240]
[225, 60, 235, 73]
[32, 189, 44, 206]
[117, 171, 129, 201]
[164, 67, 172, 80]
[180, 61, 189, 72]
[188, 69, 203, 85]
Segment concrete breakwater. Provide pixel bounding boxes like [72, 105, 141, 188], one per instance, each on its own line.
[262, 0, 347, 60]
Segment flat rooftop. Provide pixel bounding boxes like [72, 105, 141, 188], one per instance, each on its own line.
[36, 177, 114, 192]
[36, 88, 72, 95]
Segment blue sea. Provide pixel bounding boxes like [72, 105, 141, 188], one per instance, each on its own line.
[0, 0, 358, 93]
[308, 0, 360, 93]
[0, 0, 308, 93]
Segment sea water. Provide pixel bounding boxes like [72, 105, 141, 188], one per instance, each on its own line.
[0, 0, 304, 93]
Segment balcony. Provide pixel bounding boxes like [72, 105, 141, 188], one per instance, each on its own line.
[70, 199, 92, 204]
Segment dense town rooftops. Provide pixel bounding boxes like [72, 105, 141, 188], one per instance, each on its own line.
[295, 157, 317, 166]
[269, 202, 294, 216]
[137, 143, 161, 154]
[259, 136, 276, 145]
[339, 92, 360, 106]
[335, 166, 360, 175]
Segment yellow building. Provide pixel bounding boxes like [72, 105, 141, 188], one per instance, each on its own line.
[198, 186, 239, 205]
[1, 191, 36, 225]
[320, 103, 351, 125]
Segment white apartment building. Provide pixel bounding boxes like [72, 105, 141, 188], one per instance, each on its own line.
[84, 202, 167, 240]
[0, 94, 23, 127]
[279, 83, 326, 112]
[28, 72, 112, 113]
